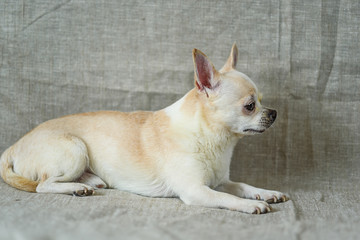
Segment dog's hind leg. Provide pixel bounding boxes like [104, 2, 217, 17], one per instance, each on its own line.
[33, 134, 94, 196]
[37, 175, 95, 196]
[78, 171, 107, 189]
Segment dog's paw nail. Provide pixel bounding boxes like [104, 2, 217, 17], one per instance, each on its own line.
[266, 196, 278, 203]
[255, 194, 261, 200]
[266, 206, 271, 213]
[73, 190, 84, 197]
[252, 207, 261, 215]
[281, 195, 289, 202]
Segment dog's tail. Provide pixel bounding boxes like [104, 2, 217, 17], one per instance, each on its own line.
[0, 147, 38, 192]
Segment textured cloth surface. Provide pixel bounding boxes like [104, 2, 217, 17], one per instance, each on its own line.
[0, 0, 359, 239]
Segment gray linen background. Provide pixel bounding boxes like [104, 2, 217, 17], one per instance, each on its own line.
[1, 0, 359, 239]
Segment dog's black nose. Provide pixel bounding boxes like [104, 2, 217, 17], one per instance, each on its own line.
[269, 110, 277, 122]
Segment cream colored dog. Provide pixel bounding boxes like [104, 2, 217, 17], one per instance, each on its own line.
[0, 44, 288, 214]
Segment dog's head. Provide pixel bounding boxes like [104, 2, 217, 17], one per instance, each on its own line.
[193, 43, 277, 136]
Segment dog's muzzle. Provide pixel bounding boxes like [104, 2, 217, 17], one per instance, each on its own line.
[261, 108, 277, 128]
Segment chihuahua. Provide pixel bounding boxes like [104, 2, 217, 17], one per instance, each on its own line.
[0, 44, 287, 214]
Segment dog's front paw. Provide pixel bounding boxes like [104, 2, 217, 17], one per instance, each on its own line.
[254, 191, 288, 204]
[244, 200, 271, 214]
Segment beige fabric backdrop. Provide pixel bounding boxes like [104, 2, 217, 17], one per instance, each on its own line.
[1, 0, 359, 239]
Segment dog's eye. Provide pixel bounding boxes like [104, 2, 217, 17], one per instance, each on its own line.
[245, 102, 255, 112]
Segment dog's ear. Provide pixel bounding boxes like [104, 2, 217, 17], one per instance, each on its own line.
[192, 49, 219, 96]
[220, 43, 238, 72]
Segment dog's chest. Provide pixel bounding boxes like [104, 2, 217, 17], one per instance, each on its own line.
[195, 137, 235, 188]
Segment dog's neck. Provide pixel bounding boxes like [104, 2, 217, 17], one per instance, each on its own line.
[163, 89, 239, 149]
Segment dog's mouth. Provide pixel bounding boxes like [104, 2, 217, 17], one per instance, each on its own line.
[243, 128, 265, 134]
